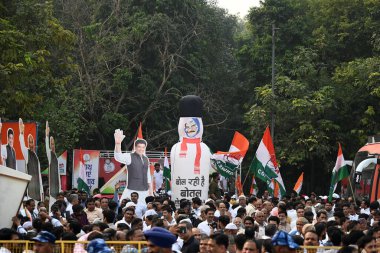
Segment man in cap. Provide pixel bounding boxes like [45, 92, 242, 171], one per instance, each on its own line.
[224, 223, 238, 236]
[32, 231, 56, 253]
[144, 227, 177, 253]
[114, 129, 152, 204]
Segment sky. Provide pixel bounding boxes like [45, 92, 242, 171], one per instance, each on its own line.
[216, 0, 261, 18]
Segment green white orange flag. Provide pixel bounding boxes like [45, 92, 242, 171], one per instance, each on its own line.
[77, 149, 90, 194]
[328, 143, 349, 201]
[249, 175, 259, 195]
[163, 148, 171, 191]
[211, 131, 249, 178]
[293, 172, 304, 195]
[249, 126, 286, 197]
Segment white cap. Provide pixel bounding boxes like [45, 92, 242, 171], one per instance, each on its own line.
[238, 195, 246, 199]
[126, 202, 136, 208]
[332, 193, 340, 199]
[304, 196, 309, 200]
[23, 221, 33, 230]
[144, 209, 158, 217]
[225, 223, 238, 230]
[206, 199, 214, 204]
[231, 195, 237, 199]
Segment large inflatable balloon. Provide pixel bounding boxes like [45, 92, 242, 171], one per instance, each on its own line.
[170, 95, 211, 206]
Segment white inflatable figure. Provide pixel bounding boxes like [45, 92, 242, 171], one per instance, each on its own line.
[170, 95, 211, 206]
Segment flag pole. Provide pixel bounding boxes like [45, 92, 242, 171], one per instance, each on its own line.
[348, 176, 357, 205]
[235, 170, 238, 196]
[242, 169, 250, 187]
[239, 163, 243, 195]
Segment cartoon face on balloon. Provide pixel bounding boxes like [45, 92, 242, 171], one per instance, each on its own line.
[178, 117, 203, 140]
[184, 118, 200, 138]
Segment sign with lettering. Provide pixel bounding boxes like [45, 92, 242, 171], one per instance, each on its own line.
[72, 149, 100, 191]
[171, 143, 211, 207]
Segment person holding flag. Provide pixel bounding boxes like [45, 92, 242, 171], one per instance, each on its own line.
[328, 143, 349, 201]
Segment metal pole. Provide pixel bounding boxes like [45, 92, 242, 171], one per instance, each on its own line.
[271, 24, 276, 140]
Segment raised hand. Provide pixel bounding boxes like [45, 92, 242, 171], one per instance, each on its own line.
[19, 118, 24, 134]
[114, 129, 125, 145]
[46, 121, 50, 136]
[0, 118, 2, 133]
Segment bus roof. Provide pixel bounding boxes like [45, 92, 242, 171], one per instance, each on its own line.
[358, 143, 380, 154]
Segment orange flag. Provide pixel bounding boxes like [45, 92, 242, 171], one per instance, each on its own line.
[137, 122, 143, 139]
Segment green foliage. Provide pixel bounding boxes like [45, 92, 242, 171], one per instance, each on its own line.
[240, 0, 380, 194]
[1, 0, 379, 194]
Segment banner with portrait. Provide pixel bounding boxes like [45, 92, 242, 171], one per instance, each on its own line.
[72, 149, 100, 192]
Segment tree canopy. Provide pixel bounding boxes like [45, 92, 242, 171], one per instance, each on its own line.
[0, 0, 379, 194]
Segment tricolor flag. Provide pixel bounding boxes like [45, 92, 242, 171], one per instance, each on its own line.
[211, 131, 249, 178]
[249, 175, 259, 195]
[250, 126, 286, 197]
[77, 149, 90, 194]
[293, 172, 304, 195]
[163, 148, 171, 191]
[328, 143, 349, 201]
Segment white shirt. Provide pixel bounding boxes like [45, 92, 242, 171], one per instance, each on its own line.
[66, 203, 73, 215]
[115, 218, 132, 228]
[197, 220, 215, 236]
[255, 221, 267, 239]
[287, 209, 297, 224]
[219, 176, 228, 192]
[114, 151, 152, 185]
[172, 238, 183, 252]
[349, 214, 359, 221]
[166, 217, 177, 226]
[361, 208, 370, 215]
[135, 202, 147, 219]
[153, 170, 164, 191]
[193, 208, 201, 219]
[0, 247, 12, 253]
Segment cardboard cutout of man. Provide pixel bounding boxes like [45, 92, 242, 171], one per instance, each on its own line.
[114, 129, 151, 204]
[19, 118, 43, 201]
[46, 121, 61, 204]
[0, 119, 17, 170]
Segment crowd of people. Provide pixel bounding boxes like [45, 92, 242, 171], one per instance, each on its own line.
[1, 172, 380, 253]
